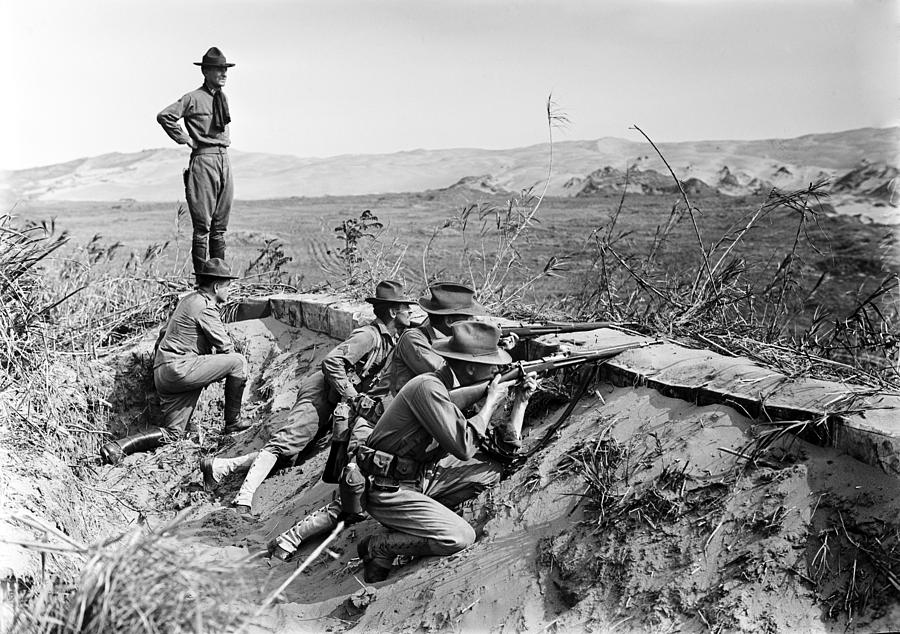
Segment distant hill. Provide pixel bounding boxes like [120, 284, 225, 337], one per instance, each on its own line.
[1, 127, 897, 222]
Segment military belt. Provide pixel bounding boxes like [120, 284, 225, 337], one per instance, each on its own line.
[352, 394, 385, 425]
[191, 146, 229, 156]
[356, 445, 423, 491]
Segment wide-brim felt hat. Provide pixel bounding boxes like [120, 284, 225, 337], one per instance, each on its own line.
[418, 282, 486, 316]
[433, 320, 512, 365]
[195, 257, 239, 279]
[194, 47, 235, 67]
[365, 280, 415, 305]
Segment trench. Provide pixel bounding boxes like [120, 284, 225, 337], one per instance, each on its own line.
[4, 298, 900, 633]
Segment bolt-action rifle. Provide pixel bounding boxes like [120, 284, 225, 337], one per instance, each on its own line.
[499, 321, 612, 339]
[448, 340, 657, 410]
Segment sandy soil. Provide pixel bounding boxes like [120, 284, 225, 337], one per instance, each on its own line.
[4, 317, 900, 633]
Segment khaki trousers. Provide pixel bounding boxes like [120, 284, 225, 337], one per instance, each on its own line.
[185, 149, 233, 272]
[276, 452, 501, 553]
[264, 371, 336, 458]
[360, 451, 502, 555]
[154, 352, 246, 432]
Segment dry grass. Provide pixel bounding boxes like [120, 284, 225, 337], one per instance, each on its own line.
[563, 129, 899, 387]
[0, 213, 303, 458]
[809, 512, 900, 621]
[0, 213, 299, 631]
[556, 426, 734, 535]
[7, 512, 254, 634]
[0, 216, 70, 383]
[553, 429, 628, 527]
[421, 96, 570, 312]
[317, 209, 409, 299]
[0, 216, 122, 462]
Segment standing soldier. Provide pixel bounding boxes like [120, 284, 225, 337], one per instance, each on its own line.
[200, 281, 415, 515]
[157, 47, 235, 274]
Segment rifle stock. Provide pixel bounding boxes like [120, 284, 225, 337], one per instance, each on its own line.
[448, 340, 656, 410]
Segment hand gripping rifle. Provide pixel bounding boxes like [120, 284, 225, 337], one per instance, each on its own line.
[499, 321, 612, 339]
[448, 340, 656, 410]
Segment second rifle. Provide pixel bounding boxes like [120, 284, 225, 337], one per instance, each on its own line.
[449, 340, 656, 410]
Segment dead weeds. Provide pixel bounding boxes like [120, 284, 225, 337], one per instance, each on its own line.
[8, 512, 255, 634]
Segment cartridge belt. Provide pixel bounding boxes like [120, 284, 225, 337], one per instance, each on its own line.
[351, 394, 385, 425]
[356, 444, 423, 490]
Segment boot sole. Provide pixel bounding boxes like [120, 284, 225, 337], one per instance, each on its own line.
[268, 541, 293, 562]
[233, 504, 255, 517]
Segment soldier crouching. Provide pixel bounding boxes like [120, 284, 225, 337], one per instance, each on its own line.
[99, 258, 247, 464]
[355, 320, 535, 582]
[269, 283, 530, 561]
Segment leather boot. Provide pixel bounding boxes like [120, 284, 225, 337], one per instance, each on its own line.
[357, 535, 393, 583]
[273, 503, 342, 557]
[367, 531, 444, 559]
[267, 541, 293, 562]
[232, 449, 278, 511]
[357, 532, 444, 583]
[100, 427, 171, 465]
[223, 376, 249, 434]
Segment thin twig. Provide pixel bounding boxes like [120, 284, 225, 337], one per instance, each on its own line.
[631, 124, 714, 298]
[255, 520, 346, 615]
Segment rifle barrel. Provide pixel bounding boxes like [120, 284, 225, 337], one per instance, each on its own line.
[501, 321, 612, 338]
[446, 340, 657, 410]
[497, 341, 651, 383]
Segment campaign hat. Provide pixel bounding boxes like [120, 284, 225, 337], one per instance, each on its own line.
[195, 258, 239, 279]
[194, 47, 235, 67]
[418, 282, 486, 316]
[432, 320, 512, 365]
[365, 280, 415, 305]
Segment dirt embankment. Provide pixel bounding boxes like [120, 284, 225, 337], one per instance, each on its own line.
[4, 316, 900, 633]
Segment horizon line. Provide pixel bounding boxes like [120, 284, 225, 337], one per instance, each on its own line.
[3, 124, 898, 173]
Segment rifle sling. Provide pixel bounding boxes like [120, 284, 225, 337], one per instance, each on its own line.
[522, 364, 599, 460]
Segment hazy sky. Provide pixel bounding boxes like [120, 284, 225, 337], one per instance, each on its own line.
[2, 0, 898, 169]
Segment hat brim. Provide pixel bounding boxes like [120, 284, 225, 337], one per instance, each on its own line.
[194, 62, 236, 67]
[194, 272, 239, 280]
[365, 297, 414, 305]
[432, 340, 512, 365]
[418, 298, 486, 316]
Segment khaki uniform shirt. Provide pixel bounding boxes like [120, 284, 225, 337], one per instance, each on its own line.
[322, 319, 397, 400]
[366, 366, 488, 465]
[154, 291, 232, 368]
[157, 84, 230, 149]
[388, 321, 446, 395]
